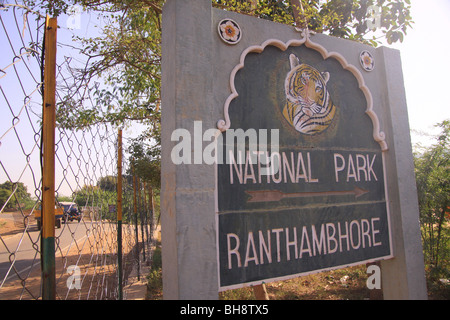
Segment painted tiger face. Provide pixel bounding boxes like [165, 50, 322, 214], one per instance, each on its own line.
[283, 54, 337, 135]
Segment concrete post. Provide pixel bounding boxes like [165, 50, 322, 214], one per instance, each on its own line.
[161, 0, 218, 299]
[377, 47, 428, 300]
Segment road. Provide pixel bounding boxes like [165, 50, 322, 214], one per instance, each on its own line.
[0, 219, 90, 286]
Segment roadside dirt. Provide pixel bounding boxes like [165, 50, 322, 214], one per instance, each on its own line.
[0, 218, 19, 236]
[1, 214, 143, 300]
[0, 211, 34, 239]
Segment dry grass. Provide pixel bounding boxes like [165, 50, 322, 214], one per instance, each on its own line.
[219, 265, 374, 300]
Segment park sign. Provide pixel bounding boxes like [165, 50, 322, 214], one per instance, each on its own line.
[216, 28, 393, 290]
[162, 0, 427, 299]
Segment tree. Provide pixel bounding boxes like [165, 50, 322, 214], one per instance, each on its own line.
[97, 175, 117, 192]
[215, 0, 413, 45]
[0, 181, 33, 210]
[414, 120, 450, 273]
[72, 181, 117, 220]
[127, 129, 161, 188]
[0, 188, 12, 209]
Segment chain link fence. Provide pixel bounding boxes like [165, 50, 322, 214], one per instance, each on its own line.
[0, 4, 156, 300]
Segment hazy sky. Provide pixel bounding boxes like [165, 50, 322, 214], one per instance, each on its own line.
[389, 0, 450, 146]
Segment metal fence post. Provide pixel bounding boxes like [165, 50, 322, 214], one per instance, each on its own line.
[143, 182, 150, 259]
[147, 184, 154, 246]
[117, 129, 123, 300]
[41, 15, 57, 300]
[132, 162, 140, 281]
[142, 181, 148, 264]
[138, 178, 146, 263]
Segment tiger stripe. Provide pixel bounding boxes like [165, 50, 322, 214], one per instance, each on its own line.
[283, 55, 337, 135]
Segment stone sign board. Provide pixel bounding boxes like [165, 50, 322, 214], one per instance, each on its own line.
[216, 31, 392, 290]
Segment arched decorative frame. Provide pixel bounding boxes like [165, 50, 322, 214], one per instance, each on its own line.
[215, 29, 394, 291]
[217, 29, 388, 152]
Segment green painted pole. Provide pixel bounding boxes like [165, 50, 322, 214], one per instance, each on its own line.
[117, 129, 123, 300]
[41, 15, 57, 300]
[132, 163, 140, 281]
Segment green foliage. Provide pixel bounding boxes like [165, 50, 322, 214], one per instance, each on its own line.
[71, 173, 153, 223]
[414, 120, 450, 273]
[53, 0, 163, 133]
[72, 183, 117, 220]
[19, 0, 70, 16]
[213, 0, 413, 46]
[128, 130, 161, 188]
[0, 188, 12, 209]
[0, 181, 33, 210]
[146, 245, 162, 299]
[97, 176, 118, 192]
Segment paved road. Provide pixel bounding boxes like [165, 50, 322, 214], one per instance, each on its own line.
[0, 220, 90, 285]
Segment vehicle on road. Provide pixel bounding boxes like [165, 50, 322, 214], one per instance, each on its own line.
[60, 202, 81, 223]
[35, 203, 64, 230]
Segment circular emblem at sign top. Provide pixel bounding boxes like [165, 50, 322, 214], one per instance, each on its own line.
[359, 50, 375, 72]
[218, 19, 241, 45]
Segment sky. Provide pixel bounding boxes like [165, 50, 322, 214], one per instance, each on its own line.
[388, 0, 450, 147]
[1, 0, 449, 197]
